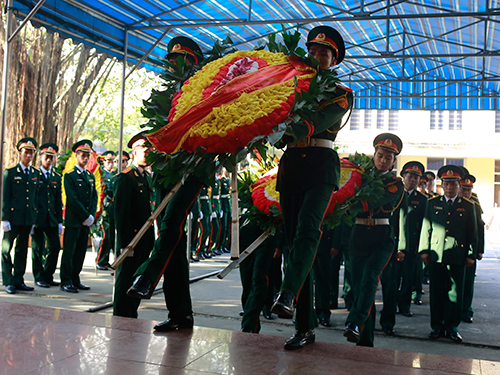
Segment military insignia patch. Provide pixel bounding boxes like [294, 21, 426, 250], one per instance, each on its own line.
[336, 97, 349, 109]
[388, 185, 398, 193]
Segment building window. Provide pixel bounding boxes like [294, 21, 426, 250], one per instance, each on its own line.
[427, 158, 444, 171]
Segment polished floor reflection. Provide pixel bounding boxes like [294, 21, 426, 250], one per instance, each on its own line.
[0, 301, 498, 375]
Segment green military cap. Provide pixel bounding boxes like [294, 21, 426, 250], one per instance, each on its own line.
[401, 161, 425, 177]
[438, 165, 463, 181]
[17, 137, 37, 151]
[127, 130, 150, 149]
[424, 171, 436, 181]
[420, 174, 429, 183]
[101, 150, 115, 160]
[306, 25, 346, 64]
[39, 142, 58, 155]
[120, 151, 130, 160]
[461, 174, 476, 189]
[167, 36, 204, 65]
[373, 133, 403, 155]
[72, 139, 93, 153]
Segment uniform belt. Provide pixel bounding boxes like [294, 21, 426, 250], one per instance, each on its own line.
[199, 196, 209, 200]
[356, 218, 390, 226]
[221, 194, 230, 198]
[212, 195, 220, 199]
[287, 138, 334, 149]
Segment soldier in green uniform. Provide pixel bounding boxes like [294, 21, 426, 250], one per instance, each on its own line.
[96, 150, 116, 270]
[396, 162, 427, 316]
[210, 176, 223, 255]
[219, 170, 231, 253]
[270, 26, 354, 350]
[419, 165, 478, 343]
[113, 132, 156, 318]
[198, 185, 213, 258]
[60, 140, 98, 293]
[425, 171, 438, 197]
[417, 175, 428, 195]
[31, 143, 63, 288]
[332, 222, 353, 310]
[126, 36, 205, 332]
[118, 151, 130, 171]
[458, 173, 484, 323]
[1, 137, 40, 294]
[343, 133, 405, 347]
[189, 196, 203, 261]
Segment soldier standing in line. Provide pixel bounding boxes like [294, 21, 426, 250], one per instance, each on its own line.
[198, 185, 213, 258]
[219, 169, 231, 253]
[417, 175, 428, 195]
[113, 132, 156, 318]
[210, 175, 223, 255]
[419, 165, 478, 343]
[396, 162, 427, 315]
[31, 143, 63, 288]
[332, 221, 353, 310]
[343, 133, 405, 347]
[118, 151, 130, 171]
[96, 150, 116, 270]
[1, 137, 40, 294]
[425, 171, 439, 198]
[270, 26, 353, 350]
[189, 196, 203, 261]
[60, 140, 98, 293]
[458, 173, 484, 324]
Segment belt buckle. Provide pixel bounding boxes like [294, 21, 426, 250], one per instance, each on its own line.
[366, 218, 375, 226]
[297, 138, 310, 147]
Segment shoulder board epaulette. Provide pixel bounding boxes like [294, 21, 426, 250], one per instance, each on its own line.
[122, 167, 133, 174]
[336, 83, 353, 92]
[66, 169, 76, 174]
[428, 195, 440, 201]
[8, 165, 17, 170]
[31, 166, 40, 172]
[416, 190, 428, 198]
[54, 171, 61, 177]
[462, 197, 474, 205]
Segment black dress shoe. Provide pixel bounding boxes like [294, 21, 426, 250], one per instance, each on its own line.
[75, 283, 90, 290]
[204, 252, 212, 259]
[413, 298, 422, 305]
[15, 283, 34, 291]
[47, 280, 60, 286]
[190, 256, 200, 262]
[462, 316, 473, 323]
[270, 291, 295, 319]
[382, 327, 395, 336]
[127, 275, 154, 299]
[35, 281, 50, 288]
[344, 322, 360, 343]
[5, 285, 16, 294]
[240, 327, 254, 333]
[154, 315, 194, 332]
[428, 329, 443, 339]
[96, 264, 108, 270]
[399, 309, 413, 317]
[446, 331, 463, 343]
[284, 329, 315, 350]
[318, 318, 332, 327]
[262, 311, 274, 320]
[60, 285, 79, 293]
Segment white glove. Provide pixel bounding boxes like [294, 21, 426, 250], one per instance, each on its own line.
[2, 221, 11, 232]
[220, 210, 224, 218]
[82, 215, 95, 226]
[120, 248, 134, 257]
[189, 212, 193, 219]
[210, 212, 217, 221]
[199, 211, 204, 221]
[58, 223, 63, 234]
[30, 225, 35, 236]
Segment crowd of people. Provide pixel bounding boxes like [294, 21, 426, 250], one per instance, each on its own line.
[1, 25, 485, 353]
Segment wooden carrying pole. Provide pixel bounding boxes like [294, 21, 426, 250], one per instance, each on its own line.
[109, 178, 183, 270]
[217, 229, 271, 279]
[230, 165, 240, 260]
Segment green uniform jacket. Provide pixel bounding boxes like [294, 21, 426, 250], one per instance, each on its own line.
[349, 173, 405, 257]
[102, 168, 116, 218]
[2, 164, 40, 225]
[418, 196, 478, 265]
[36, 169, 63, 228]
[405, 190, 427, 254]
[114, 164, 156, 251]
[63, 166, 98, 228]
[211, 179, 221, 214]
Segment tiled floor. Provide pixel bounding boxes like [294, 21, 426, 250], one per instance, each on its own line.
[1, 301, 499, 375]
